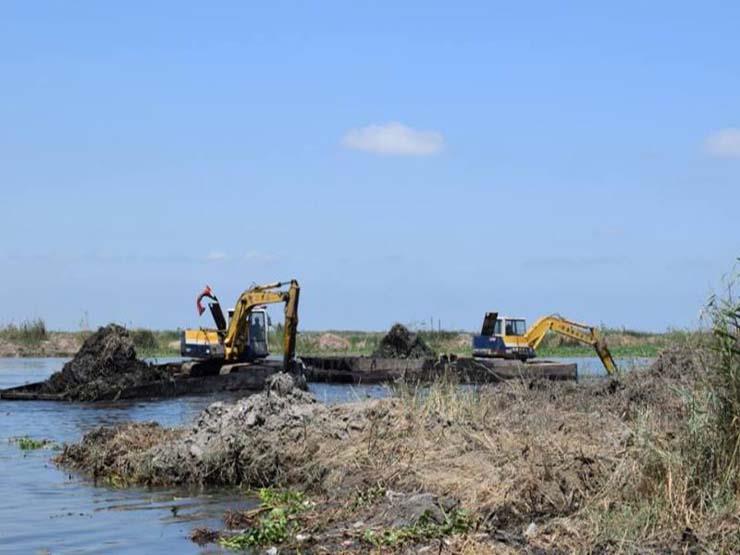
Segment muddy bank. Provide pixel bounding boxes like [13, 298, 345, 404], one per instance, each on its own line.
[0, 332, 82, 358]
[372, 323, 434, 358]
[60, 373, 366, 487]
[55, 345, 722, 552]
[39, 325, 171, 401]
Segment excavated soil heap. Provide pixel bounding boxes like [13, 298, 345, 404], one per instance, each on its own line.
[40, 324, 170, 401]
[372, 323, 434, 358]
[58, 373, 354, 486]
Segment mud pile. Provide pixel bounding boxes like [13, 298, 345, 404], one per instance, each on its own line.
[372, 323, 434, 358]
[58, 373, 366, 486]
[649, 343, 707, 382]
[523, 345, 704, 423]
[40, 324, 170, 401]
[141, 373, 327, 486]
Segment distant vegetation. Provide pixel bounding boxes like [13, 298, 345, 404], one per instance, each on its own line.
[0, 323, 181, 358]
[130, 329, 180, 357]
[268, 326, 703, 359]
[0, 319, 706, 359]
[536, 327, 706, 358]
[0, 318, 48, 344]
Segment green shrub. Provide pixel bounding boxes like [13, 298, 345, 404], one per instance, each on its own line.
[699, 273, 740, 501]
[131, 329, 158, 352]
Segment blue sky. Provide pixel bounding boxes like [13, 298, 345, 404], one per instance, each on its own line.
[1, 1, 738, 332]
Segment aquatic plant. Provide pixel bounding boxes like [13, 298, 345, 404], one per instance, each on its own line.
[362, 508, 474, 547]
[218, 488, 310, 549]
[14, 436, 51, 450]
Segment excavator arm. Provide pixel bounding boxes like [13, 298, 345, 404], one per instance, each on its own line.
[222, 280, 300, 370]
[524, 316, 618, 375]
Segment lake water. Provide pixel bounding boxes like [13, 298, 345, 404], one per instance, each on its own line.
[0, 356, 648, 554]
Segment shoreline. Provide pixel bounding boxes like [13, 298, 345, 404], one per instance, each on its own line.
[55, 348, 730, 553]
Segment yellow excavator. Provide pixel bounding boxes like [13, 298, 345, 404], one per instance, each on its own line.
[472, 312, 618, 375]
[180, 280, 300, 372]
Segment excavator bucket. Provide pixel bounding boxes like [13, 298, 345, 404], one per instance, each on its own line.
[595, 339, 618, 376]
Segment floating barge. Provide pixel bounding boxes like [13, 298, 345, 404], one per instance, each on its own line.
[0, 361, 281, 401]
[303, 356, 577, 384]
[0, 356, 576, 401]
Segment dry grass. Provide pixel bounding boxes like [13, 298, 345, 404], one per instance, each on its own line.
[308, 348, 740, 552]
[56, 332, 740, 551]
[328, 380, 619, 512]
[0, 318, 48, 343]
[57, 422, 182, 486]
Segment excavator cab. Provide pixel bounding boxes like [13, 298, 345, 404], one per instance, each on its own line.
[182, 285, 272, 361]
[181, 306, 270, 361]
[225, 308, 269, 359]
[473, 312, 535, 361]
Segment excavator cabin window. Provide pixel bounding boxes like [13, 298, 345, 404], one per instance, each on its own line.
[504, 319, 527, 336]
[247, 311, 269, 359]
[249, 312, 266, 339]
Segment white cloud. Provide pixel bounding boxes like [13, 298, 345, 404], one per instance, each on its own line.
[705, 128, 740, 159]
[206, 251, 228, 261]
[342, 122, 444, 156]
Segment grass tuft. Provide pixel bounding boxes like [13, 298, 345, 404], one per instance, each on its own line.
[0, 319, 48, 344]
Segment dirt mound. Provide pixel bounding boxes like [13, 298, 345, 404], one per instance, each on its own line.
[372, 324, 434, 358]
[59, 421, 183, 482]
[649, 343, 706, 381]
[40, 324, 170, 401]
[317, 333, 350, 351]
[544, 344, 709, 424]
[58, 372, 358, 486]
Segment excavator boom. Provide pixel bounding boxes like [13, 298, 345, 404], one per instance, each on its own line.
[182, 279, 300, 372]
[223, 280, 300, 368]
[524, 316, 618, 375]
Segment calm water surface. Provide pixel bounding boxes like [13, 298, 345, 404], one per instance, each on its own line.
[0, 356, 646, 554]
[0, 358, 391, 554]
